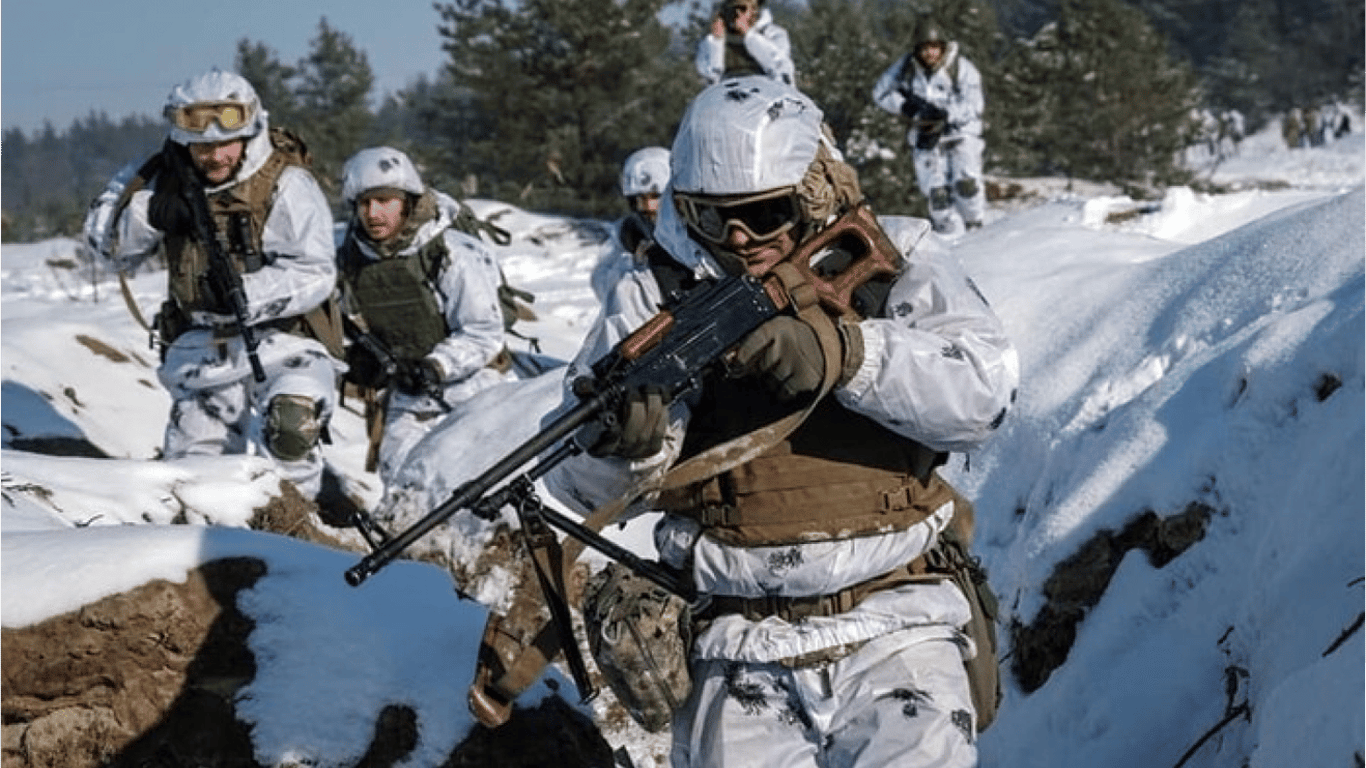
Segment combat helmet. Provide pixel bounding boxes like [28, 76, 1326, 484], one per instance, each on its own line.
[164, 69, 267, 145]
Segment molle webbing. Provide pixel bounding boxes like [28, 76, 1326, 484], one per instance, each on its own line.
[343, 245, 449, 363]
[165, 129, 307, 313]
[657, 399, 947, 547]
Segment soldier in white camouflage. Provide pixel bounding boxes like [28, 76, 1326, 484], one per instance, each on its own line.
[550, 75, 1019, 768]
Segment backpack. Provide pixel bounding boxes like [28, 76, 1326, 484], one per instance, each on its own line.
[925, 486, 1002, 732]
[447, 199, 540, 348]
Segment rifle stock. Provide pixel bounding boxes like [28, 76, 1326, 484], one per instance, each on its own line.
[173, 148, 267, 382]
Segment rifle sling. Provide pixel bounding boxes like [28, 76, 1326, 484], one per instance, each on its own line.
[483, 261, 846, 705]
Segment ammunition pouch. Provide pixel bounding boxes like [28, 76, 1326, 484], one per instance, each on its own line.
[582, 562, 694, 732]
[151, 300, 191, 358]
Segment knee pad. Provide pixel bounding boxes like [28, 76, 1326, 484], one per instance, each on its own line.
[955, 177, 980, 198]
[264, 394, 322, 462]
[929, 186, 954, 210]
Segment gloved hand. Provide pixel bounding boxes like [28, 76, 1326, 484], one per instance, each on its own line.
[147, 141, 195, 236]
[582, 384, 669, 459]
[343, 342, 393, 390]
[731, 315, 828, 401]
[915, 115, 948, 150]
[395, 358, 444, 397]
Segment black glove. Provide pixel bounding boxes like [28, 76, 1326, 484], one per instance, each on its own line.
[395, 358, 443, 397]
[147, 141, 195, 236]
[731, 315, 828, 401]
[915, 123, 945, 150]
[582, 384, 669, 459]
[343, 342, 393, 390]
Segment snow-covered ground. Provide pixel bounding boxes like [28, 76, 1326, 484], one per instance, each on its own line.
[3, 120, 1362, 767]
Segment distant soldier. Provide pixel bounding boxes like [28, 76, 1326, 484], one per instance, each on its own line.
[1283, 108, 1304, 149]
[336, 147, 509, 484]
[592, 146, 672, 301]
[873, 16, 987, 235]
[83, 68, 342, 500]
[695, 0, 794, 86]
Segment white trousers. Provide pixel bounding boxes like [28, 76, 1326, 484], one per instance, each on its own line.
[912, 134, 986, 234]
[160, 328, 339, 499]
[670, 629, 977, 768]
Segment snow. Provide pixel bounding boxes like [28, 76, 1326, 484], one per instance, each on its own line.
[2, 120, 1362, 767]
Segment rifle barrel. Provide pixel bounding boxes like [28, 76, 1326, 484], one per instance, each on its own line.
[343, 394, 609, 586]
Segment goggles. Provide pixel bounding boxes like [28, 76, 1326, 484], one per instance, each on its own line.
[674, 187, 801, 245]
[166, 100, 255, 133]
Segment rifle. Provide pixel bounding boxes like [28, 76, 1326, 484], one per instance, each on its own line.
[172, 148, 267, 383]
[343, 203, 902, 592]
[341, 313, 451, 412]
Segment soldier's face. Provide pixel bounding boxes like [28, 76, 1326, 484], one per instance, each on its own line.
[188, 139, 246, 185]
[357, 193, 408, 242]
[916, 42, 945, 68]
[631, 193, 662, 223]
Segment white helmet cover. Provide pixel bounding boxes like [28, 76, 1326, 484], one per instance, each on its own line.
[670, 76, 825, 196]
[164, 69, 267, 145]
[620, 146, 672, 197]
[342, 147, 425, 204]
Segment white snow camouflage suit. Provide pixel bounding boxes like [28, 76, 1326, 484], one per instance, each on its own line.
[695, 7, 795, 87]
[546, 194, 1019, 767]
[84, 125, 341, 499]
[338, 190, 509, 484]
[873, 43, 988, 235]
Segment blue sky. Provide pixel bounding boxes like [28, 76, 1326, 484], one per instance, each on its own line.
[2, 1, 704, 136]
[2, 0, 451, 134]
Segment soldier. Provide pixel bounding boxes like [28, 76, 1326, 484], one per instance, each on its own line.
[873, 16, 987, 235]
[549, 76, 1018, 767]
[336, 147, 509, 484]
[695, 0, 795, 86]
[592, 146, 672, 301]
[83, 68, 342, 499]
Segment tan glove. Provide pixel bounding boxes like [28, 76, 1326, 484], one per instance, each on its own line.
[732, 315, 829, 401]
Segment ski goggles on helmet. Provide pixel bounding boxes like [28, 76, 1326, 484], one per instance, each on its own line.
[166, 100, 255, 134]
[674, 187, 802, 245]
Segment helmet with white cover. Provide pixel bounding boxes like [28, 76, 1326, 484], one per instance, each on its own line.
[670, 76, 862, 245]
[619, 147, 672, 198]
[670, 76, 824, 197]
[342, 147, 426, 205]
[163, 69, 267, 145]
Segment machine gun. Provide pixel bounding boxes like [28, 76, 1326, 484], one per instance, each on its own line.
[343, 202, 903, 705]
[343, 202, 903, 593]
[172, 147, 267, 383]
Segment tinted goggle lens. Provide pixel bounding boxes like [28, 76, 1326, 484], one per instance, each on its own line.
[677, 190, 800, 244]
[169, 101, 253, 133]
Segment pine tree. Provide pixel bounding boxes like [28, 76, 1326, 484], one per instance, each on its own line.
[235, 40, 301, 129]
[294, 17, 376, 201]
[992, 0, 1199, 191]
[430, 0, 694, 216]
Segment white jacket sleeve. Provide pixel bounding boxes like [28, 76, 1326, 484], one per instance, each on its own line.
[836, 216, 1018, 453]
[946, 56, 985, 136]
[695, 35, 725, 84]
[542, 268, 680, 516]
[428, 231, 506, 381]
[872, 54, 913, 117]
[237, 166, 337, 326]
[745, 21, 795, 85]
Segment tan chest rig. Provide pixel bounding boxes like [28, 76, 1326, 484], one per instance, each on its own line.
[657, 379, 948, 547]
[163, 129, 308, 316]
